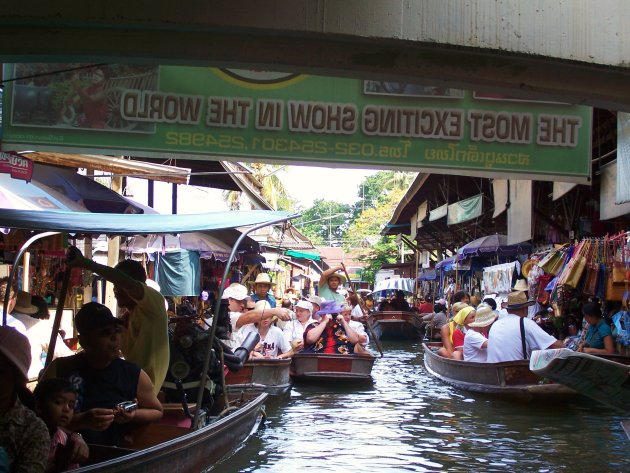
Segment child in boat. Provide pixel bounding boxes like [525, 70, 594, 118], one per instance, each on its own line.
[33, 378, 82, 472]
[463, 304, 498, 362]
[246, 301, 293, 359]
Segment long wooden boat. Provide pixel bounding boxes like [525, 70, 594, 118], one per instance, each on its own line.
[225, 358, 292, 396]
[367, 311, 423, 340]
[290, 352, 376, 383]
[74, 393, 267, 472]
[530, 348, 630, 410]
[422, 343, 576, 401]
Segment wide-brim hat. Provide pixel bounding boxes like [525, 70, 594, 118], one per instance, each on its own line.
[14, 290, 38, 315]
[222, 283, 249, 301]
[315, 300, 345, 316]
[506, 290, 535, 310]
[521, 259, 536, 278]
[307, 295, 323, 307]
[326, 272, 346, 284]
[254, 273, 272, 285]
[468, 303, 498, 328]
[0, 326, 31, 382]
[513, 278, 529, 292]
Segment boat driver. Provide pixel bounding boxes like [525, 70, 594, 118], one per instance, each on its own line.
[317, 265, 347, 304]
[250, 273, 277, 308]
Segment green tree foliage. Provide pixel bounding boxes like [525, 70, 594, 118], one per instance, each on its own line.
[295, 199, 353, 246]
[357, 236, 398, 284]
[352, 170, 415, 217]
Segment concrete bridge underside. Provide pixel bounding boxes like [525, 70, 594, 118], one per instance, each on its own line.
[1, 1, 630, 111]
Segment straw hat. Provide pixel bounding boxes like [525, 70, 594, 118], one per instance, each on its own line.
[14, 291, 38, 315]
[222, 283, 249, 301]
[521, 259, 536, 278]
[307, 295, 323, 307]
[506, 291, 535, 310]
[513, 278, 529, 292]
[254, 273, 272, 285]
[468, 303, 498, 328]
[326, 272, 346, 284]
[0, 326, 31, 382]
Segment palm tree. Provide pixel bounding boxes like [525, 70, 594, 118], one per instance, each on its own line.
[222, 190, 241, 210]
[249, 163, 294, 211]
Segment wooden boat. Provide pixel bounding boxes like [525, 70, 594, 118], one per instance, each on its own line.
[367, 311, 423, 340]
[225, 357, 292, 396]
[75, 393, 267, 472]
[290, 352, 376, 383]
[422, 343, 576, 401]
[530, 348, 630, 410]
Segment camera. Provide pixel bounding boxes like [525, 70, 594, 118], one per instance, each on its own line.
[116, 401, 138, 412]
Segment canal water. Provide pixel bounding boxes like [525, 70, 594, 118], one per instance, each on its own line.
[214, 341, 629, 472]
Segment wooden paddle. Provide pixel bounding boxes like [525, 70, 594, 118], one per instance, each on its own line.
[340, 263, 383, 357]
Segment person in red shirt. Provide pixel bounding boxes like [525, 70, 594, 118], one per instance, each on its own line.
[303, 301, 360, 355]
[418, 297, 434, 314]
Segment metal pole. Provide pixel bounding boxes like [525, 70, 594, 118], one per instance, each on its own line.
[192, 213, 299, 429]
[3, 231, 59, 326]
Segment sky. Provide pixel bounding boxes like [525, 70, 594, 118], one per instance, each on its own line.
[127, 165, 377, 213]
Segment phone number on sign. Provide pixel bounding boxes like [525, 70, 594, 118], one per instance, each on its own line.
[164, 132, 412, 159]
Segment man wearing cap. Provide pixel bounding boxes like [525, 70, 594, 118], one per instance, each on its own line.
[306, 295, 323, 315]
[463, 303, 497, 362]
[251, 273, 277, 308]
[318, 265, 347, 304]
[486, 291, 564, 363]
[0, 326, 50, 473]
[282, 300, 314, 352]
[42, 302, 163, 447]
[303, 301, 360, 354]
[66, 247, 169, 395]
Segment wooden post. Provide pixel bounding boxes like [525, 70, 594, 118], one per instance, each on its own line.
[21, 251, 30, 292]
[105, 175, 122, 314]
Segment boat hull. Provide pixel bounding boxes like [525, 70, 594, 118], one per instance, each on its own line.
[368, 311, 422, 340]
[290, 353, 375, 383]
[423, 343, 575, 401]
[74, 393, 268, 472]
[225, 358, 292, 396]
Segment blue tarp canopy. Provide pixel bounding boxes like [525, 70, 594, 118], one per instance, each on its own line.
[0, 208, 296, 235]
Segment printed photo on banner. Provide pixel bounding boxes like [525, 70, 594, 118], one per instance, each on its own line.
[9, 63, 159, 133]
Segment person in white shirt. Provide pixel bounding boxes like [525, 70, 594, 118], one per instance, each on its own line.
[243, 301, 292, 359]
[221, 283, 292, 349]
[342, 304, 369, 352]
[486, 291, 565, 363]
[282, 299, 314, 352]
[463, 303, 497, 362]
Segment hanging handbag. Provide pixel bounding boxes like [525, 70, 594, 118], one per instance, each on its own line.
[559, 241, 588, 289]
[538, 246, 566, 276]
[612, 239, 630, 283]
[536, 273, 554, 304]
[583, 240, 599, 295]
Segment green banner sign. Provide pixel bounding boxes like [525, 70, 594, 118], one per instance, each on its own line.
[1, 64, 592, 183]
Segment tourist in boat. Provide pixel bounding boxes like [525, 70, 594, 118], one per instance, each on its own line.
[66, 246, 169, 395]
[303, 300, 361, 354]
[578, 301, 615, 355]
[377, 297, 395, 312]
[307, 295, 323, 315]
[486, 291, 565, 362]
[33, 378, 82, 472]
[347, 294, 366, 320]
[41, 302, 164, 448]
[318, 265, 348, 304]
[437, 302, 472, 359]
[341, 304, 369, 352]
[244, 301, 293, 359]
[463, 304, 498, 362]
[417, 296, 434, 314]
[0, 326, 50, 473]
[390, 290, 411, 311]
[6, 289, 74, 380]
[283, 299, 314, 352]
[222, 283, 292, 349]
[422, 301, 448, 340]
[451, 291, 471, 306]
[251, 273, 277, 308]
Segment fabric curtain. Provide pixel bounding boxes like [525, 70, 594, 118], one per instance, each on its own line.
[601, 161, 630, 220]
[447, 194, 482, 225]
[429, 203, 448, 222]
[155, 249, 201, 296]
[617, 112, 630, 204]
[507, 180, 532, 245]
[492, 179, 508, 218]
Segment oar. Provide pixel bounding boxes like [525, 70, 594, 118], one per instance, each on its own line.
[46, 264, 71, 368]
[341, 263, 383, 357]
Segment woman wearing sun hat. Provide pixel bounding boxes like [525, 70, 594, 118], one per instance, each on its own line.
[437, 301, 470, 359]
[0, 326, 50, 473]
[463, 304, 498, 362]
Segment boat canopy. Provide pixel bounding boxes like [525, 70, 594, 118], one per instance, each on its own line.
[0, 208, 296, 235]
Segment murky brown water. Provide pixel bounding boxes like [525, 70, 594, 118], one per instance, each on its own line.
[213, 341, 629, 472]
